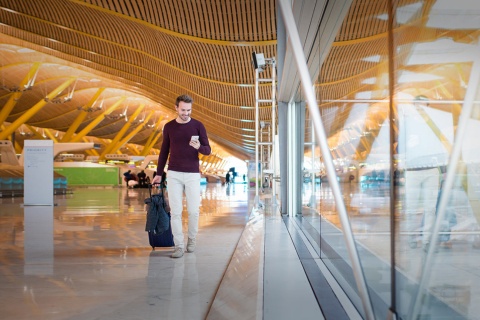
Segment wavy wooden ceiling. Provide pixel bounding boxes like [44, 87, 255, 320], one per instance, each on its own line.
[0, 0, 276, 160]
[2, 0, 476, 164]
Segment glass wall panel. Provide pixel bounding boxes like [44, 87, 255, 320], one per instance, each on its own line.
[394, 1, 480, 318]
[306, 0, 480, 319]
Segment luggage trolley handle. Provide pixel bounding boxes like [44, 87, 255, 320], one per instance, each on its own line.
[148, 182, 166, 198]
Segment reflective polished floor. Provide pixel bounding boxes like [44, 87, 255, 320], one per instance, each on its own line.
[0, 183, 254, 320]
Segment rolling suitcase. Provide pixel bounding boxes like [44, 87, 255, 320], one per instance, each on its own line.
[145, 184, 174, 250]
[148, 221, 174, 250]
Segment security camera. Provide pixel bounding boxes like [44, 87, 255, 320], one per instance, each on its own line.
[252, 52, 266, 70]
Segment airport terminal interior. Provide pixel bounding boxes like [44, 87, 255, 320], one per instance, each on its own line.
[1, 0, 480, 319]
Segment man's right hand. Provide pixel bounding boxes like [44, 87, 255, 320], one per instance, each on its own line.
[152, 175, 162, 185]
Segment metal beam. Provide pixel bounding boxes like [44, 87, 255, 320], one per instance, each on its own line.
[61, 87, 106, 142]
[0, 62, 41, 126]
[140, 116, 164, 156]
[0, 77, 77, 140]
[70, 96, 126, 142]
[99, 104, 145, 158]
[113, 110, 155, 153]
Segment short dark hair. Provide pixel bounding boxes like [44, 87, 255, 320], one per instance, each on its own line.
[175, 94, 193, 106]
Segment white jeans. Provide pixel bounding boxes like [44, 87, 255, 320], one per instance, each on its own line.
[166, 170, 201, 249]
[405, 167, 440, 243]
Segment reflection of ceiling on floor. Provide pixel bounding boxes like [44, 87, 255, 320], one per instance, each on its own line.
[1, 0, 479, 163]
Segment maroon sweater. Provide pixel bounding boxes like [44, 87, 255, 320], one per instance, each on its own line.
[156, 118, 211, 176]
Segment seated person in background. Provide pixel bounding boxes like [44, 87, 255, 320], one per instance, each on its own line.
[123, 170, 132, 187]
[127, 179, 139, 189]
[137, 170, 147, 187]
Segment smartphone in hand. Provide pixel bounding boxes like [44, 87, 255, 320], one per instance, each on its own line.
[191, 135, 199, 142]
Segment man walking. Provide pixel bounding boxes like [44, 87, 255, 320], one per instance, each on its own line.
[152, 94, 211, 258]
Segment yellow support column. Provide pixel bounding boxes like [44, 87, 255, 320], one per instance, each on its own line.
[140, 116, 164, 156]
[61, 88, 106, 142]
[43, 128, 58, 143]
[415, 105, 452, 153]
[25, 124, 44, 139]
[0, 62, 41, 126]
[100, 104, 145, 158]
[83, 137, 100, 156]
[112, 111, 155, 154]
[71, 96, 126, 142]
[127, 144, 141, 156]
[14, 140, 22, 154]
[0, 77, 76, 140]
[143, 130, 163, 155]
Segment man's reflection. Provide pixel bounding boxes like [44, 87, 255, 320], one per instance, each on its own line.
[146, 251, 200, 319]
[399, 95, 453, 252]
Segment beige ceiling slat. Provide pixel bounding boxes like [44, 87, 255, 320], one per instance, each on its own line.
[190, 1, 202, 36]
[114, 0, 127, 16]
[145, 1, 157, 25]
[239, 0, 248, 41]
[180, 1, 192, 35]
[214, 0, 225, 40]
[265, 0, 273, 40]
[254, 1, 263, 41]
[197, 1, 208, 39]
[125, 0, 140, 19]
[204, 0, 216, 39]
[159, 0, 172, 30]
[168, 0, 181, 34]
[224, 1, 234, 39]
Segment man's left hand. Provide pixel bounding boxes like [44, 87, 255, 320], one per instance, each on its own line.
[189, 140, 200, 150]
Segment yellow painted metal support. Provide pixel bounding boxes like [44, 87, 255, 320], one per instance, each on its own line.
[43, 128, 58, 142]
[140, 116, 164, 156]
[61, 88, 106, 142]
[203, 154, 215, 171]
[415, 106, 452, 153]
[14, 140, 22, 154]
[219, 159, 228, 170]
[100, 104, 145, 158]
[25, 124, 44, 139]
[207, 156, 218, 172]
[70, 96, 126, 142]
[127, 144, 141, 156]
[0, 62, 41, 126]
[214, 157, 224, 170]
[109, 111, 155, 154]
[140, 134, 156, 156]
[83, 137, 100, 156]
[143, 130, 163, 155]
[0, 77, 76, 140]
